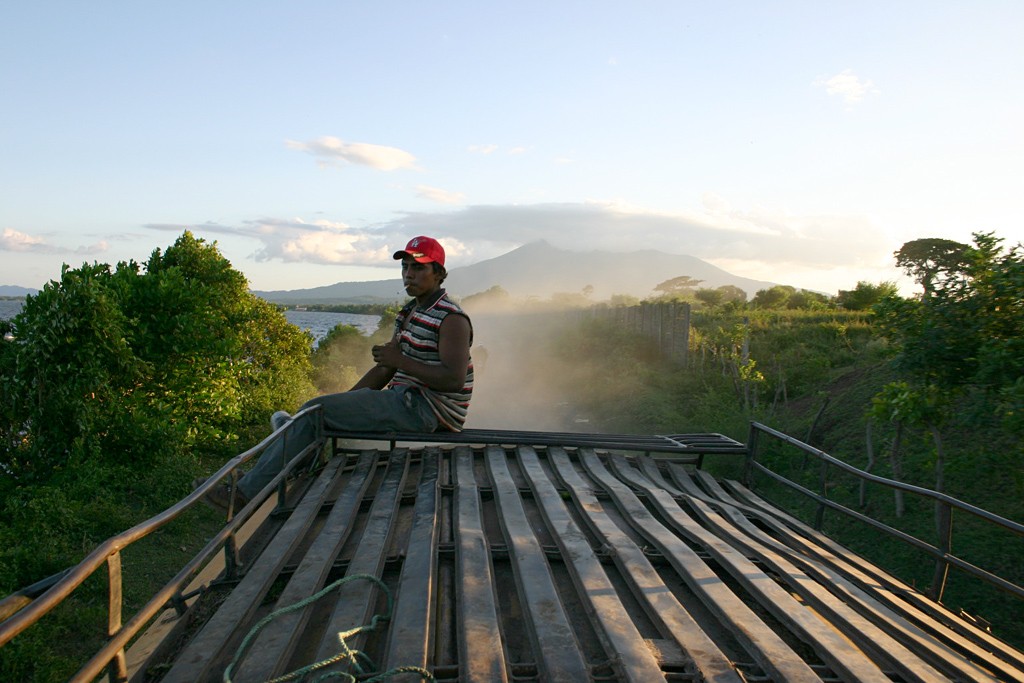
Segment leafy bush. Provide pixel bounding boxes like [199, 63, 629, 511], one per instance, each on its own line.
[0, 231, 318, 595]
[311, 324, 374, 394]
[0, 232, 316, 486]
[309, 304, 398, 394]
[548, 299, 1023, 648]
[836, 281, 899, 310]
[0, 450, 212, 681]
[0, 232, 321, 679]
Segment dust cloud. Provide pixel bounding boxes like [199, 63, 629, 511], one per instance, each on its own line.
[464, 307, 601, 433]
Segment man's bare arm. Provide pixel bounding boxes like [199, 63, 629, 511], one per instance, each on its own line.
[371, 314, 471, 391]
[349, 363, 397, 391]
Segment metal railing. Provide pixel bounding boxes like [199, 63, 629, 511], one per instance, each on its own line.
[326, 427, 747, 465]
[0, 405, 324, 683]
[745, 421, 1024, 604]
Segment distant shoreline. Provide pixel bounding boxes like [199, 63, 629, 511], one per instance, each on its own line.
[1, 300, 377, 342]
[275, 302, 393, 315]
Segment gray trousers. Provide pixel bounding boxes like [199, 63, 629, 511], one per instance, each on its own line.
[239, 385, 438, 498]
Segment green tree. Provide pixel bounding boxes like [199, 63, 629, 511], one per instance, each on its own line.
[694, 288, 724, 308]
[752, 285, 795, 309]
[653, 275, 704, 299]
[873, 232, 1024, 499]
[0, 318, 17, 446]
[609, 294, 640, 307]
[871, 381, 950, 500]
[0, 231, 316, 483]
[876, 233, 1022, 398]
[894, 237, 970, 298]
[3, 262, 145, 482]
[715, 285, 748, 305]
[130, 232, 316, 439]
[837, 281, 899, 311]
[307, 304, 399, 393]
[786, 289, 831, 310]
[461, 285, 512, 312]
[310, 324, 375, 394]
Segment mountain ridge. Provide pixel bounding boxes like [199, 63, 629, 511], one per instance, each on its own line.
[253, 241, 780, 304]
[0, 285, 38, 297]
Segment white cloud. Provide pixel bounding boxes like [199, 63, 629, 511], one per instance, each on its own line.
[1, 228, 107, 255]
[148, 219, 391, 266]
[814, 69, 879, 104]
[145, 218, 474, 270]
[2, 228, 50, 252]
[75, 240, 109, 255]
[468, 144, 499, 154]
[143, 199, 900, 293]
[243, 218, 392, 265]
[286, 136, 417, 171]
[373, 200, 896, 286]
[416, 185, 466, 205]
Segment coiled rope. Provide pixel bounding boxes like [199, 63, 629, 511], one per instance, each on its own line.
[223, 573, 434, 683]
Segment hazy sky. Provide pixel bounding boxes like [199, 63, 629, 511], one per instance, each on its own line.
[2, 2, 1022, 295]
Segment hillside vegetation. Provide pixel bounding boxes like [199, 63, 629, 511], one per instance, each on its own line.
[541, 311, 1022, 648]
[535, 234, 1024, 650]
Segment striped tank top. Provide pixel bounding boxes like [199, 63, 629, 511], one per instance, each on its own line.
[388, 290, 474, 431]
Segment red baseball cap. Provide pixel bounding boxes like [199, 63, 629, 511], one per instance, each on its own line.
[393, 236, 445, 266]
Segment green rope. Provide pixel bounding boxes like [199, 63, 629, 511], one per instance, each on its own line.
[223, 573, 435, 683]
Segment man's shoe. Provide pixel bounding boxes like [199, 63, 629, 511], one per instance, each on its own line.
[271, 410, 291, 431]
[201, 480, 250, 512]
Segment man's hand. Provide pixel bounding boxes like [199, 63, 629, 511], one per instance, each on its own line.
[371, 340, 404, 369]
[368, 315, 471, 392]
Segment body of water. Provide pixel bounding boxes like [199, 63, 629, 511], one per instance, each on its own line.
[1, 300, 379, 344]
[284, 310, 381, 344]
[0, 299, 23, 320]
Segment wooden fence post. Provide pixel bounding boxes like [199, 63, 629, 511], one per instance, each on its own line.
[656, 303, 666, 355]
[674, 302, 690, 365]
[585, 301, 691, 367]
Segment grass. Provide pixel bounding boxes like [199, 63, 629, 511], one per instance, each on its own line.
[744, 442, 1024, 649]
[0, 451, 243, 682]
[550, 312, 1024, 652]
